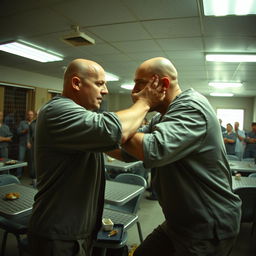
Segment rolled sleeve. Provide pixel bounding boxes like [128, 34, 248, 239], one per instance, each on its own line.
[143, 107, 207, 168]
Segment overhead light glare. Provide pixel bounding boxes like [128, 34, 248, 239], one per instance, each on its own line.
[203, 0, 256, 16]
[209, 82, 243, 88]
[0, 40, 63, 63]
[206, 54, 256, 62]
[210, 93, 234, 97]
[121, 84, 134, 90]
[105, 72, 119, 81]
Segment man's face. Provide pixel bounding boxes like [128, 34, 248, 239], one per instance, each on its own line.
[226, 124, 232, 132]
[27, 111, 34, 122]
[234, 122, 239, 130]
[252, 125, 256, 133]
[78, 67, 108, 110]
[133, 67, 162, 112]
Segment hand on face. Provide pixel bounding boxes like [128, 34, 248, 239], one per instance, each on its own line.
[131, 75, 166, 108]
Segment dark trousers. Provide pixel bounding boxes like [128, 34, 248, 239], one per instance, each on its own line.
[134, 225, 236, 256]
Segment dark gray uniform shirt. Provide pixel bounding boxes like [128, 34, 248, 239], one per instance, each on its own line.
[141, 89, 241, 240]
[28, 96, 122, 240]
[223, 131, 237, 155]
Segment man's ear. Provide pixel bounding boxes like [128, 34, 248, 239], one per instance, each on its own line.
[161, 77, 170, 91]
[71, 77, 81, 91]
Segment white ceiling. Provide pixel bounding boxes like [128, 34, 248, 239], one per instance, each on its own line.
[0, 0, 256, 96]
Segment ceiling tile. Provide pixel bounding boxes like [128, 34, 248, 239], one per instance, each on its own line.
[142, 18, 201, 38]
[87, 23, 151, 42]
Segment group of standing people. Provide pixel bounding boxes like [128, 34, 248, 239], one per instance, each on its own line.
[0, 110, 37, 185]
[220, 119, 256, 159]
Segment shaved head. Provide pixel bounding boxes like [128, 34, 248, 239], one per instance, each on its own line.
[62, 58, 108, 110]
[133, 57, 181, 114]
[137, 57, 178, 83]
[63, 59, 104, 90]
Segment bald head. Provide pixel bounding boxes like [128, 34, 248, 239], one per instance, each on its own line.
[62, 58, 108, 110]
[63, 59, 104, 89]
[137, 57, 178, 83]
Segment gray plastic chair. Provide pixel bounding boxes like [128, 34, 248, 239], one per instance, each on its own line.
[0, 174, 30, 256]
[234, 187, 256, 236]
[105, 173, 146, 243]
[227, 155, 240, 161]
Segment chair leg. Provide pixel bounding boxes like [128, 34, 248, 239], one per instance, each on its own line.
[136, 222, 143, 243]
[1, 231, 8, 256]
[15, 234, 23, 256]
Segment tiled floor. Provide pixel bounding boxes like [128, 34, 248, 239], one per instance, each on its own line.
[1, 176, 255, 256]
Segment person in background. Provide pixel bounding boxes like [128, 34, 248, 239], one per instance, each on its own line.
[0, 111, 13, 158]
[219, 119, 226, 133]
[16, 110, 35, 178]
[108, 57, 241, 256]
[243, 122, 256, 158]
[234, 121, 246, 160]
[27, 114, 37, 187]
[223, 123, 237, 156]
[27, 58, 165, 256]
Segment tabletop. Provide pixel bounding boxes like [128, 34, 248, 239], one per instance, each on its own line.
[229, 160, 256, 173]
[0, 160, 27, 172]
[105, 159, 142, 172]
[232, 176, 256, 191]
[105, 180, 144, 206]
[0, 183, 37, 218]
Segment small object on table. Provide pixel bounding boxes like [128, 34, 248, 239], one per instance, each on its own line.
[102, 218, 114, 231]
[235, 173, 241, 180]
[108, 229, 118, 237]
[5, 192, 20, 200]
[5, 160, 18, 165]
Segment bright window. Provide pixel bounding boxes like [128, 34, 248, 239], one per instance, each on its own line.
[217, 109, 244, 130]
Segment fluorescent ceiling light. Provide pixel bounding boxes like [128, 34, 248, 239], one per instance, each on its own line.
[0, 40, 63, 63]
[209, 82, 243, 88]
[210, 92, 234, 97]
[206, 54, 256, 62]
[105, 72, 119, 81]
[121, 84, 134, 90]
[203, 0, 256, 16]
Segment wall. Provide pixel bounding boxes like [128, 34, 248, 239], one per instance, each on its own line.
[253, 96, 256, 122]
[0, 65, 62, 90]
[206, 96, 254, 131]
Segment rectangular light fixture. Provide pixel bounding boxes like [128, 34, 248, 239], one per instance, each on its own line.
[121, 84, 134, 90]
[203, 0, 256, 16]
[0, 40, 63, 63]
[206, 54, 256, 62]
[209, 82, 243, 88]
[105, 72, 119, 81]
[210, 92, 234, 97]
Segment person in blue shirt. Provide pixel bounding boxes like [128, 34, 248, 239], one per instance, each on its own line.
[223, 123, 237, 155]
[243, 122, 256, 158]
[0, 111, 13, 158]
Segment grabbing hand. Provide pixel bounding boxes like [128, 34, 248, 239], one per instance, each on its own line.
[132, 75, 166, 108]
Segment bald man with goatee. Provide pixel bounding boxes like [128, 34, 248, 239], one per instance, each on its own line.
[27, 58, 165, 256]
[110, 57, 241, 256]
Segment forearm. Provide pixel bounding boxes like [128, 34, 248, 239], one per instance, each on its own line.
[122, 133, 145, 161]
[106, 149, 123, 161]
[115, 100, 150, 144]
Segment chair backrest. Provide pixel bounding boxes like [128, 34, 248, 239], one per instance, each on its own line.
[242, 158, 254, 162]
[248, 173, 256, 178]
[234, 187, 256, 223]
[227, 155, 240, 161]
[0, 174, 20, 186]
[114, 173, 147, 214]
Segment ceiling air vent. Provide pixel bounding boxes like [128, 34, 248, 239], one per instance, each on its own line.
[62, 25, 95, 46]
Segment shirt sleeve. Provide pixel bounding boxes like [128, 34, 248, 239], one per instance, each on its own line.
[143, 106, 207, 168]
[43, 102, 122, 152]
